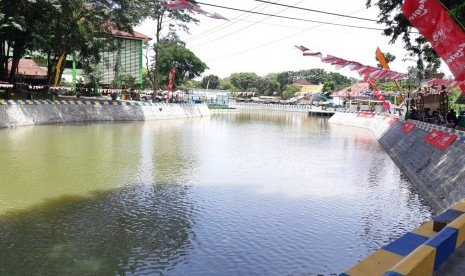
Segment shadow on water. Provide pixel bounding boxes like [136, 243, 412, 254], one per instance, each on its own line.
[0, 183, 195, 276]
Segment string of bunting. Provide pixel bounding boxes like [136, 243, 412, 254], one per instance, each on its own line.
[425, 78, 465, 88]
[0, 82, 13, 88]
[295, 45, 408, 81]
[364, 75, 390, 110]
[165, 0, 228, 20]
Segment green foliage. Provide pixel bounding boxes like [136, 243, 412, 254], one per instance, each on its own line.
[448, 88, 464, 112]
[322, 80, 336, 97]
[144, 0, 200, 90]
[201, 75, 220, 89]
[218, 78, 233, 91]
[222, 68, 352, 97]
[229, 72, 259, 92]
[0, 0, 150, 89]
[255, 76, 279, 96]
[155, 39, 208, 88]
[375, 81, 398, 91]
[275, 71, 294, 94]
[283, 84, 300, 100]
[120, 73, 137, 90]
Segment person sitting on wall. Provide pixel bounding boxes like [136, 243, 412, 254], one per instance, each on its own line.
[446, 109, 458, 127]
[409, 107, 418, 120]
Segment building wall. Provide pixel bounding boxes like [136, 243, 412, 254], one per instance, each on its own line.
[101, 38, 142, 86]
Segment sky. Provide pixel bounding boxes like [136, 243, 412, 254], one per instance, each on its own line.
[134, 0, 452, 80]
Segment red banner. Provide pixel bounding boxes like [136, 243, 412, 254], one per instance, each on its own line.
[432, 132, 457, 150]
[402, 0, 465, 91]
[423, 129, 444, 144]
[401, 122, 416, 133]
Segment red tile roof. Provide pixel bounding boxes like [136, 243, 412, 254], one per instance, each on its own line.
[9, 59, 47, 78]
[331, 82, 371, 97]
[294, 78, 312, 86]
[109, 27, 152, 40]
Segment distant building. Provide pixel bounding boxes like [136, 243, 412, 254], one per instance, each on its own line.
[188, 89, 232, 103]
[331, 82, 371, 106]
[292, 78, 324, 104]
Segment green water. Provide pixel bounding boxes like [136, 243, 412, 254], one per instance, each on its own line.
[0, 112, 432, 275]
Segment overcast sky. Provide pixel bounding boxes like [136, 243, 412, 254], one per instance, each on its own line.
[135, 0, 452, 80]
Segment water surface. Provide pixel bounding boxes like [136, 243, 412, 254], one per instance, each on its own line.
[0, 111, 432, 275]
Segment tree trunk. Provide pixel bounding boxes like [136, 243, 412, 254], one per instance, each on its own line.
[152, 13, 164, 93]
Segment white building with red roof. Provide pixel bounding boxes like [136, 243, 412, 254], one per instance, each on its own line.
[331, 82, 372, 106]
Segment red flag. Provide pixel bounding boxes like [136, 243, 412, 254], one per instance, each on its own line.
[167, 67, 177, 101]
[402, 0, 465, 92]
[303, 52, 322, 57]
[295, 45, 310, 52]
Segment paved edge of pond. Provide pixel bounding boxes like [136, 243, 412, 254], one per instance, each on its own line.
[330, 111, 465, 276]
[0, 100, 211, 128]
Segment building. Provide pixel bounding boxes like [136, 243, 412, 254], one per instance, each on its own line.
[9, 59, 47, 83]
[100, 28, 151, 87]
[188, 89, 232, 103]
[31, 28, 151, 90]
[331, 82, 372, 106]
[292, 78, 324, 105]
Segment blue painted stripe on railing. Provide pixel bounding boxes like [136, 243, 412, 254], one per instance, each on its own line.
[425, 227, 458, 271]
[382, 232, 429, 256]
[434, 209, 464, 227]
[384, 271, 404, 276]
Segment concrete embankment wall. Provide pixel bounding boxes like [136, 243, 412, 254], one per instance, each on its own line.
[0, 100, 211, 128]
[329, 112, 465, 213]
[229, 102, 312, 112]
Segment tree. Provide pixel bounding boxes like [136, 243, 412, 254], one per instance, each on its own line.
[1, 0, 150, 98]
[322, 80, 336, 97]
[145, 0, 199, 91]
[218, 77, 233, 91]
[283, 84, 300, 100]
[0, 0, 56, 98]
[201, 75, 220, 89]
[366, 0, 465, 76]
[155, 38, 207, 88]
[229, 72, 259, 92]
[275, 71, 294, 95]
[255, 75, 279, 96]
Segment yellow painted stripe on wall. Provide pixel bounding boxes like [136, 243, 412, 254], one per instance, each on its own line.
[345, 249, 403, 276]
[451, 200, 465, 212]
[411, 220, 437, 238]
[389, 244, 435, 276]
[446, 214, 465, 249]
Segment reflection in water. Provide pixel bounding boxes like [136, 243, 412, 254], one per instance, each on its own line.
[0, 183, 195, 275]
[0, 112, 433, 275]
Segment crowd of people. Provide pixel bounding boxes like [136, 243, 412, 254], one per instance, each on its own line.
[409, 107, 464, 128]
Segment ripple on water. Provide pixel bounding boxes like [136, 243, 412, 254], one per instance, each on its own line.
[0, 114, 433, 275]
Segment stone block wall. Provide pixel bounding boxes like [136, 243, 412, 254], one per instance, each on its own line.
[330, 111, 465, 213]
